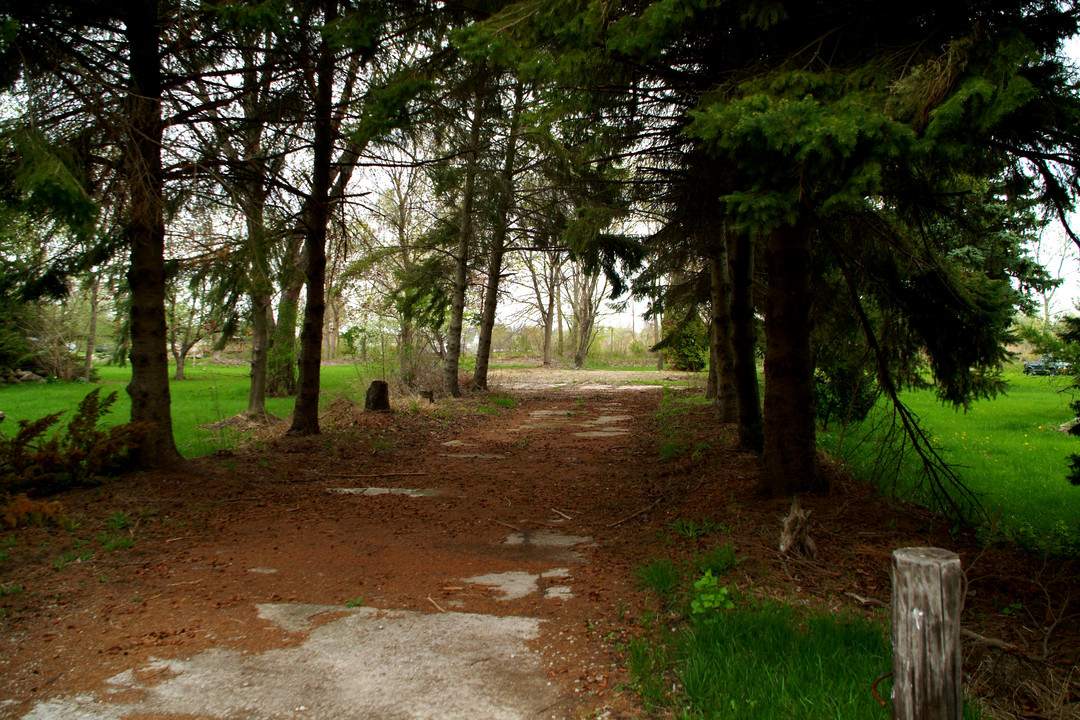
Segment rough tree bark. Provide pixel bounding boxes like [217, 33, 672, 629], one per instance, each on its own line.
[729, 230, 762, 451]
[268, 240, 302, 397]
[123, 0, 180, 466]
[473, 82, 524, 390]
[709, 233, 737, 421]
[761, 212, 821, 494]
[246, 196, 272, 414]
[444, 85, 485, 397]
[82, 276, 99, 382]
[288, 0, 336, 436]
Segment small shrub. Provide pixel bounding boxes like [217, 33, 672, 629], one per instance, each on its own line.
[660, 313, 709, 372]
[689, 571, 735, 621]
[0, 389, 144, 498]
[345, 597, 364, 608]
[1, 495, 66, 529]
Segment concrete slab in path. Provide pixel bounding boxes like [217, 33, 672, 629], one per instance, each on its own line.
[22, 604, 567, 720]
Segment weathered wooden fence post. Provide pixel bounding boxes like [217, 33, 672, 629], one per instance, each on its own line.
[891, 547, 963, 720]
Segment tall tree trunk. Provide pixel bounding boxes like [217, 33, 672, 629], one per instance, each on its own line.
[399, 319, 413, 384]
[248, 288, 271, 413]
[574, 317, 592, 368]
[730, 231, 763, 451]
[474, 83, 524, 389]
[83, 276, 99, 382]
[245, 174, 273, 414]
[268, 240, 302, 397]
[174, 350, 186, 381]
[444, 86, 485, 397]
[542, 288, 554, 366]
[710, 235, 738, 422]
[654, 285, 663, 370]
[556, 282, 564, 359]
[761, 214, 821, 494]
[246, 184, 272, 414]
[288, 0, 335, 436]
[123, 0, 179, 466]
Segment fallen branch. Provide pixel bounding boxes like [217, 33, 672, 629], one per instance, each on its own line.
[959, 628, 1055, 664]
[551, 508, 573, 521]
[606, 498, 662, 528]
[844, 591, 887, 608]
[494, 520, 522, 532]
[325, 471, 428, 479]
[427, 596, 446, 613]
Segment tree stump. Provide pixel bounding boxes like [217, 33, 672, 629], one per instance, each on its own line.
[365, 380, 390, 412]
[778, 497, 817, 558]
[891, 547, 963, 720]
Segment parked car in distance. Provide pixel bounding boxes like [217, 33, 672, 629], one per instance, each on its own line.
[1023, 356, 1072, 376]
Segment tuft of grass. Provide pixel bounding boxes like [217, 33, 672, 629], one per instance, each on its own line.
[488, 395, 516, 408]
[345, 597, 365, 608]
[98, 533, 134, 552]
[658, 440, 683, 460]
[107, 511, 129, 532]
[0, 582, 23, 596]
[669, 516, 729, 540]
[673, 601, 900, 719]
[626, 637, 671, 708]
[694, 542, 742, 576]
[634, 558, 681, 599]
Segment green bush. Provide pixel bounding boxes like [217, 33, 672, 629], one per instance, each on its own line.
[663, 315, 708, 371]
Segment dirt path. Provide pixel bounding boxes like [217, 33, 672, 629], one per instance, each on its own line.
[3, 381, 686, 719]
[3, 369, 1079, 719]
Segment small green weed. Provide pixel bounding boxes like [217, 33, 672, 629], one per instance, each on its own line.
[345, 597, 364, 608]
[98, 533, 134, 552]
[489, 396, 515, 408]
[658, 440, 683, 460]
[0, 582, 23, 596]
[53, 550, 92, 570]
[689, 571, 735, 620]
[0, 551, 6, 564]
[3, 534, 14, 548]
[668, 516, 728, 540]
[107, 511, 129, 532]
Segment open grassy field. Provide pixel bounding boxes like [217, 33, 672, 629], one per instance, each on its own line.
[819, 368, 1080, 548]
[0, 362, 380, 457]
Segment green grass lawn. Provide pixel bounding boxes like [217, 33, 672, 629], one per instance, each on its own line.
[820, 368, 1080, 548]
[0, 362, 382, 457]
